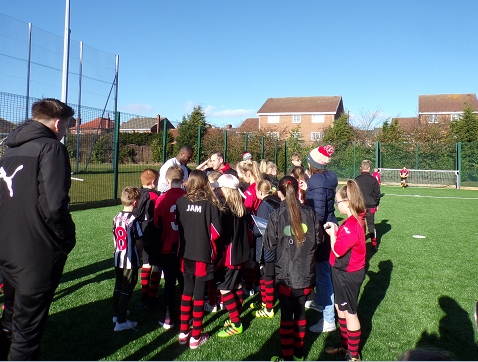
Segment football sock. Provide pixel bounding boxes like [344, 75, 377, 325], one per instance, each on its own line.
[222, 291, 240, 323]
[339, 317, 348, 348]
[235, 288, 243, 312]
[141, 265, 152, 299]
[347, 329, 361, 358]
[293, 319, 306, 360]
[280, 320, 294, 360]
[192, 299, 205, 339]
[260, 277, 267, 304]
[265, 279, 274, 311]
[179, 294, 192, 334]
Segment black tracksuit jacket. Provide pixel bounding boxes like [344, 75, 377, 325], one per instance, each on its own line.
[0, 121, 75, 293]
[355, 171, 381, 209]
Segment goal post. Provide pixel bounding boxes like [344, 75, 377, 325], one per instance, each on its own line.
[378, 168, 459, 188]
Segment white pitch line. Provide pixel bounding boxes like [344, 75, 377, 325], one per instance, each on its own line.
[386, 193, 478, 200]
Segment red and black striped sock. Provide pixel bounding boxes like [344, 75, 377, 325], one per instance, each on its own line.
[339, 317, 348, 348]
[148, 270, 161, 298]
[371, 238, 377, 246]
[347, 329, 361, 358]
[179, 294, 192, 334]
[293, 319, 306, 359]
[222, 291, 240, 325]
[265, 279, 274, 311]
[192, 299, 205, 339]
[260, 277, 267, 305]
[280, 320, 294, 360]
[141, 266, 151, 299]
[234, 288, 243, 312]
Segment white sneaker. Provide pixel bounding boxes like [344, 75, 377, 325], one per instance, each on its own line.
[112, 310, 130, 323]
[243, 287, 255, 296]
[309, 318, 336, 333]
[114, 319, 138, 332]
[305, 300, 324, 312]
[204, 301, 218, 312]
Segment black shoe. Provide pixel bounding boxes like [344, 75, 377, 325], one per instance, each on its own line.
[139, 297, 148, 308]
[144, 298, 163, 311]
[371, 245, 378, 253]
[345, 350, 361, 361]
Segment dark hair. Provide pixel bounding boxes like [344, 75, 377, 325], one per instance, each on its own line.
[186, 169, 221, 209]
[32, 98, 74, 121]
[308, 164, 327, 175]
[278, 176, 304, 245]
[211, 151, 224, 160]
[179, 144, 193, 154]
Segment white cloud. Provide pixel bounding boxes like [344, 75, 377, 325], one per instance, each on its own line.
[204, 105, 255, 118]
[121, 103, 154, 114]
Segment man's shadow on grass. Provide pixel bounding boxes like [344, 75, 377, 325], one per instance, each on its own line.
[315, 260, 393, 361]
[414, 296, 478, 360]
[60, 258, 112, 284]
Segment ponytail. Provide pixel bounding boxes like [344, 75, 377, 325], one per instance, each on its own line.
[278, 176, 304, 245]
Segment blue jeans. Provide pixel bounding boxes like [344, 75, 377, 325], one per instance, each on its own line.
[315, 260, 335, 323]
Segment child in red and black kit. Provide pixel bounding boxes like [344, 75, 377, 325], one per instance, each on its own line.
[211, 174, 250, 337]
[153, 165, 186, 329]
[324, 180, 366, 361]
[264, 176, 323, 361]
[176, 170, 223, 349]
[134, 169, 162, 310]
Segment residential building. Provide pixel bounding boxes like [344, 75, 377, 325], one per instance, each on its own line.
[120, 114, 175, 133]
[418, 93, 478, 125]
[70, 115, 114, 135]
[256, 96, 344, 142]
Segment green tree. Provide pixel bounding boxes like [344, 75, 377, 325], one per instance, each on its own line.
[323, 112, 354, 142]
[151, 131, 174, 162]
[174, 105, 208, 159]
[449, 104, 478, 142]
[377, 118, 404, 143]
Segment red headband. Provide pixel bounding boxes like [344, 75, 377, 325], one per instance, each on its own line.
[286, 180, 292, 184]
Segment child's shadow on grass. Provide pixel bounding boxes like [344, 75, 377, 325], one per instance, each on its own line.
[414, 295, 478, 360]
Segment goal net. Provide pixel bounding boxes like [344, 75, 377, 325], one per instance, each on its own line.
[378, 168, 459, 188]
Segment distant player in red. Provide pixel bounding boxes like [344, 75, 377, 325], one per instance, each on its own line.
[400, 167, 409, 188]
[154, 165, 186, 329]
[372, 168, 381, 185]
[324, 180, 366, 361]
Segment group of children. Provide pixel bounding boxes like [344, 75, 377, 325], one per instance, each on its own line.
[112, 145, 371, 361]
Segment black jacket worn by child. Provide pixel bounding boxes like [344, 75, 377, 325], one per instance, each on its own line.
[263, 200, 323, 289]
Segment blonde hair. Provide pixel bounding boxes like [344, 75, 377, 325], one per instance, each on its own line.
[208, 171, 222, 183]
[260, 159, 277, 175]
[256, 179, 273, 195]
[290, 166, 306, 202]
[121, 186, 141, 206]
[278, 176, 304, 245]
[165, 164, 184, 181]
[290, 152, 302, 162]
[185, 169, 221, 209]
[222, 187, 246, 218]
[361, 160, 372, 171]
[140, 169, 159, 186]
[337, 180, 365, 227]
[239, 160, 262, 183]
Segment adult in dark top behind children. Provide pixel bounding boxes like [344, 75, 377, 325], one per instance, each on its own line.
[355, 160, 381, 252]
[305, 145, 338, 333]
[0, 98, 76, 360]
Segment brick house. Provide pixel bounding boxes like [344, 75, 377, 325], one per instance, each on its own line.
[70, 115, 114, 135]
[120, 114, 175, 133]
[256, 96, 344, 142]
[418, 93, 478, 125]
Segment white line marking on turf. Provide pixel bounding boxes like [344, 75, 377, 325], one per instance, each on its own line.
[386, 194, 478, 200]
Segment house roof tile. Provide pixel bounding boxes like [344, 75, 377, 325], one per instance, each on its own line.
[257, 96, 342, 113]
[419, 94, 478, 113]
[79, 117, 114, 129]
[120, 116, 175, 131]
[239, 118, 259, 132]
[393, 117, 419, 131]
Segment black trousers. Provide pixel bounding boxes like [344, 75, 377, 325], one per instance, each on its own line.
[160, 253, 183, 315]
[113, 268, 138, 324]
[364, 209, 376, 239]
[1, 254, 66, 361]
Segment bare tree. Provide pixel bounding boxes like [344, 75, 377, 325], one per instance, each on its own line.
[354, 106, 390, 130]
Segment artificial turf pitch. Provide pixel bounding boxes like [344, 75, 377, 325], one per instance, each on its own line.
[7, 185, 477, 361]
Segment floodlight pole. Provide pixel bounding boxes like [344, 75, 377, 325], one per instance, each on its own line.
[25, 23, 32, 121]
[61, 0, 70, 104]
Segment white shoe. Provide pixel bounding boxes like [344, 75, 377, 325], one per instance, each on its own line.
[112, 310, 130, 323]
[204, 301, 218, 312]
[114, 319, 138, 332]
[310, 318, 336, 333]
[243, 287, 255, 296]
[305, 300, 324, 312]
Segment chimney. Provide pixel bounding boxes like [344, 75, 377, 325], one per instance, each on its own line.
[226, 124, 232, 129]
[156, 114, 161, 133]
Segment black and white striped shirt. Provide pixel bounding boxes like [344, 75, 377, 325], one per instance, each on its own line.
[113, 211, 143, 269]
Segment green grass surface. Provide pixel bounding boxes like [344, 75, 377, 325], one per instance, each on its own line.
[21, 185, 478, 360]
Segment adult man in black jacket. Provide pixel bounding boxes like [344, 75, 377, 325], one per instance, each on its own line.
[355, 160, 381, 252]
[0, 99, 76, 360]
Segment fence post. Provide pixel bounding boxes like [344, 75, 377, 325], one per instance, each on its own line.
[197, 125, 202, 165]
[113, 112, 120, 200]
[224, 130, 228, 164]
[353, 141, 356, 178]
[375, 141, 380, 169]
[261, 137, 264, 160]
[76, 41, 83, 174]
[162, 116, 167, 163]
[415, 143, 419, 170]
[284, 141, 288, 175]
[26, 23, 32, 121]
[457, 142, 461, 189]
[245, 134, 248, 152]
[275, 139, 278, 166]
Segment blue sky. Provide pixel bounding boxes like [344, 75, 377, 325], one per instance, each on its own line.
[2, 0, 478, 128]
